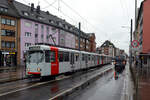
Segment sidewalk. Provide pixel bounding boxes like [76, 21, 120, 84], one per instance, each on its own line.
[130, 64, 150, 100]
[121, 64, 134, 100]
[137, 67, 150, 100]
[0, 66, 26, 83]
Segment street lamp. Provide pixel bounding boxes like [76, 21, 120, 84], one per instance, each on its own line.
[121, 19, 133, 68]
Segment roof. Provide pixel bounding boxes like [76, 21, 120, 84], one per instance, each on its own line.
[12, 0, 89, 39]
[0, 0, 19, 18]
[100, 40, 115, 48]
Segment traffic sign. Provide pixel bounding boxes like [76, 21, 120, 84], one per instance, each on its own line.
[131, 40, 139, 48]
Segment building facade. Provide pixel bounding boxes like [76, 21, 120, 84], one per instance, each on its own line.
[88, 33, 96, 52]
[134, 0, 150, 66]
[0, 0, 20, 66]
[0, 0, 96, 66]
[96, 40, 115, 57]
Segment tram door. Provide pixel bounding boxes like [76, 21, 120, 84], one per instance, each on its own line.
[51, 47, 59, 75]
[70, 53, 75, 71]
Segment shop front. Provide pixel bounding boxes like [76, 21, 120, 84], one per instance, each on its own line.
[0, 51, 17, 67]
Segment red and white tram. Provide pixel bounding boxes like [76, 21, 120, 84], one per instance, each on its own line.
[26, 45, 112, 78]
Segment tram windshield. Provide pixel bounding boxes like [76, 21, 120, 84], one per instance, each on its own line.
[27, 51, 44, 64]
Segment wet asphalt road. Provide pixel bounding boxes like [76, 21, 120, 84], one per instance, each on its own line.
[66, 67, 126, 100]
[0, 65, 113, 100]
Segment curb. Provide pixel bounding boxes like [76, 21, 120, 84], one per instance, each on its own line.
[49, 67, 113, 100]
[0, 77, 27, 84]
[0, 64, 110, 84]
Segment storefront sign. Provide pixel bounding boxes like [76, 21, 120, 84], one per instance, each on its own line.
[2, 52, 9, 54]
[9, 52, 15, 54]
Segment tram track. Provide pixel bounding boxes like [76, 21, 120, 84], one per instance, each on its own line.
[0, 64, 113, 97]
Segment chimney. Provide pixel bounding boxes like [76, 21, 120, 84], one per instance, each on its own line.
[46, 11, 49, 15]
[31, 3, 34, 11]
[8, 0, 14, 3]
[36, 5, 40, 13]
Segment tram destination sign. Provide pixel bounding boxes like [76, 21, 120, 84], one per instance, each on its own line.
[29, 46, 40, 50]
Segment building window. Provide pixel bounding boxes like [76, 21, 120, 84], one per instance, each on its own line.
[35, 34, 38, 38]
[1, 29, 15, 37]
[11, 42, 15, 48]
[4, 8, 8, 12]
[25, 32, 31, 37]
[1, 30, 6, 36]
[1, 18, 6, 24]
[25, 22, 31, 27]
[6, 19, 11, 25]
[0, 7, 8, 12]
[38, 16, 43, 20]
[35, 24, 38, 43]
[35, 24, 38, 29]
[1, 18, 15, 26]
[46, 27, 49, 42]
[25, 43, 31, 47]
[11, 20, 15, 26]
[1, 41, 15, 48]
[52, 27, 56, 34]
[1, 41, 5, 48]
[6, 42, 11, 48]
[23, 12, 29, 16]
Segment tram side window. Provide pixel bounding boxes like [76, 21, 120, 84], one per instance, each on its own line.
[92, 56, 94, 61]
[75, 53, 79, 61]
[50, 51, 56, 62]
[82, 54, 84, 61]
[64, 52, 69, 62]
[88, 55, 91, 61]
[45, 50, 50, 63]
[58, 51, 63, 62]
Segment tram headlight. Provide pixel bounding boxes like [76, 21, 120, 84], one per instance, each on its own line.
[27, 68, 30, 72]
[37, 68, 41, 72]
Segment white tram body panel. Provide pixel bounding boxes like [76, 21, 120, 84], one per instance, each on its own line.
[26, 45, 112, 77]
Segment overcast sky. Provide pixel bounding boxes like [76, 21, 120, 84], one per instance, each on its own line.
[17, 0, 143, 54]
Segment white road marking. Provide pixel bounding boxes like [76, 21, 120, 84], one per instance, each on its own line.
[49, 67, 113, 100]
